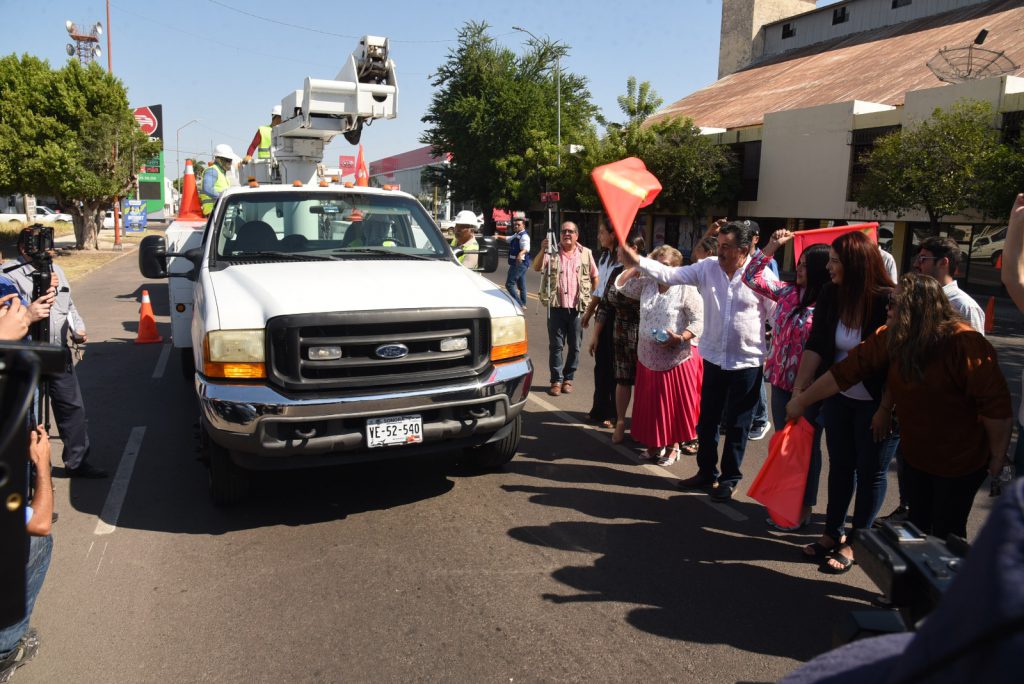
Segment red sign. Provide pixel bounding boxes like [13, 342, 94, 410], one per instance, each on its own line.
[792, 223, 878, 264]
[540, 192, 560, 203]
[338, 155, 355, 175]
[133, 107, 158, 136]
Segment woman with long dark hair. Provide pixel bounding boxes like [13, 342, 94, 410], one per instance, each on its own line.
[788, 273, 1011, 540]
[791, 231, 896, 573]
[742, 231, 831, 529]
[584, 221, 620, 427]
[596, 232, 645, 443]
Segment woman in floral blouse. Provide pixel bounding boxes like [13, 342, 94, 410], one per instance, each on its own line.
[742, 231, 831, 529]
[615, 246, 704, 465]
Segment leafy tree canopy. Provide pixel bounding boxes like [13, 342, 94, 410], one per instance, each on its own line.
[856, 99, 1022, 229]
[0, 54, 160, 248]
[421, 21, 595, 216]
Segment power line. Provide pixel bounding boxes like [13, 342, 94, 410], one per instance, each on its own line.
[205, 0, 456, 43]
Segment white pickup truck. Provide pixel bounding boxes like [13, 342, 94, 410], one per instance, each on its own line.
[139, 183, 531, 503]
[1, 206, 72, 224]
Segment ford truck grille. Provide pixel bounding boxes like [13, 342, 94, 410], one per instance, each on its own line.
[266, 308, 491, 391]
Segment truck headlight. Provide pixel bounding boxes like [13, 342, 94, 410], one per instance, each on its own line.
[203, 330, 266, 379]
[490, 316, 527, 362]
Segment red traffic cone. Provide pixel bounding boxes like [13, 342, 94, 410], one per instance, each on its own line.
[135, 289, 163, 344]
[985, 296, 996, 334]
[177, 159, 205, 221]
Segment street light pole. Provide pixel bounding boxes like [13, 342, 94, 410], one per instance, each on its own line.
[513, 26, 560, 166]
[176, 119, 199, 210]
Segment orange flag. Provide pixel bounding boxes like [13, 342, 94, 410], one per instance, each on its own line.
[355, 144, 369, 187]
[591, 157, 662, 245]
[792, 223, 877, 263]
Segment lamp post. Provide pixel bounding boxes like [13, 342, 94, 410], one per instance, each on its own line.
[176, 119, 199, 209]
[513, 26, 560, 166]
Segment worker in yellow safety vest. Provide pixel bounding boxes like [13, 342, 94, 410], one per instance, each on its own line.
[243, 105, 283, 164]
[450, 210, 480, 269]
[198, 144, 239, 217]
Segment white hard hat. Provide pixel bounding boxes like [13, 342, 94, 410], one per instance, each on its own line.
[454, 210, 480, 227]
[271, 105, 282, 117]
[213, 143, 238, 160]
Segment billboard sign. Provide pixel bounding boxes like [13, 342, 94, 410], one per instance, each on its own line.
[124, 200, 147, 231]
[132, 104, 165, 216]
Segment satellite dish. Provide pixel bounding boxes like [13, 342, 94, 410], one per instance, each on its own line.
[93, 47, 102, 58]
[65, 20, 74, 34]
[66, 44, 75, 56]
[94, 22, 102, 36]
[927, 43, 1019, 84]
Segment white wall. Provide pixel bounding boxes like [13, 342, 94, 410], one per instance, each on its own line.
[741, 99, 894, 218]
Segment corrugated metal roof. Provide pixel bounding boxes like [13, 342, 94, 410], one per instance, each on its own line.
[649, 0, 1024, 130]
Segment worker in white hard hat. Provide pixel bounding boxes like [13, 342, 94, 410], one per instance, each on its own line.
[198, 144, 239, 217]
[450, 209, 480, 269]
[243, 105, 283, 164]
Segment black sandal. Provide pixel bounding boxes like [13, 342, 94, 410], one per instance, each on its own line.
[820, 547, 855, 575]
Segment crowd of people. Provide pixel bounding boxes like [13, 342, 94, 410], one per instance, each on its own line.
[533, 211, 1014, 578]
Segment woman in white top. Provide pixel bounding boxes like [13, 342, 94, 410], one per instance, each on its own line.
[615, 246, 704, 465]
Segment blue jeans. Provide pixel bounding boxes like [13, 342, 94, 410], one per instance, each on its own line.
[0, 535, 52, 655]
[751, 377, 769, 429]
[770, 385, 824, 507]
[547, 307, 582, 384]
[505, 261, 528, 306]
[822, 394, 898, 541]
[695, 361, 763, 486]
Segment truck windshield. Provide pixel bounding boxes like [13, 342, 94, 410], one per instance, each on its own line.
[214, 192, 450, 261]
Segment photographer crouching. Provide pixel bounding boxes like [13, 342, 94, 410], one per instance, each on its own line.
[2, 226, 106, 479]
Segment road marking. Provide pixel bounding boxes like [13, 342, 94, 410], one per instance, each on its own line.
[526, 393, 748, 522]
[94, 541, 108, 575]
[152, 343, 171, 379]
[94, 426, 147, 536]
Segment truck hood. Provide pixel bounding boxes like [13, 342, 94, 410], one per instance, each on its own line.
[207, 259, 520, 328]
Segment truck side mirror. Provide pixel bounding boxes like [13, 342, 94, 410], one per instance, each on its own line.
[139, 235, 168, 279]
[477, 236, 499, 273]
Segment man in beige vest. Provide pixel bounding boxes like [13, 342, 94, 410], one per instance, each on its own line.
[532, 221, 598, 396]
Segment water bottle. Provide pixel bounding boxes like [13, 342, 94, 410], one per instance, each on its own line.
[651, 328, 669, 344]
[990, 465, 1015, 497]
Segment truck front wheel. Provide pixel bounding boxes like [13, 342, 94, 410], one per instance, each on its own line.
[468, 414, 521, 469]
[204, 429, 250, 505]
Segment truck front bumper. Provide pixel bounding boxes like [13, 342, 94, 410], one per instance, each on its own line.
[197, 358, 532, 468]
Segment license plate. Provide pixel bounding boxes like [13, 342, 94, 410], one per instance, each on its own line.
[366, 414, 423, 448]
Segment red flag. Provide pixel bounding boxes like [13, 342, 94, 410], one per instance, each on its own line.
[747, 418, 814, 528]
[591, 157, 662, 245]
[339, 155, 356, 176]
[355, 145, 369, 187]
[792, 223, 877, 263]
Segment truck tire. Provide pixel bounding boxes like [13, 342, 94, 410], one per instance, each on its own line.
[469, 414, 521, 469]
[180, 348, 195, 383]
[205, 431, 250, 505]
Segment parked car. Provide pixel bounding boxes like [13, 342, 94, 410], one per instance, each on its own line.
[34, 206, 73, 223]
[102, 210, 115, 229]
[971, 227, 1006, 265]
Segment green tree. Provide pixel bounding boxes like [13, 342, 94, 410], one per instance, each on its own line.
[0, 55, 159, 249]
[643, 117, 737, 226]
[421, 21, 595, 221]
[609, 76, 662, 158]
[856, 100, 1011, 230]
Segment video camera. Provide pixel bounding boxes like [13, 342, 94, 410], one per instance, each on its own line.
[0, 340, 64, 629]
[19, 225, 54, 266]
[836, 521, 968, 644]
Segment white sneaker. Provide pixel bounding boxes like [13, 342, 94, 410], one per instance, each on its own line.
[748, 422, 771, 441]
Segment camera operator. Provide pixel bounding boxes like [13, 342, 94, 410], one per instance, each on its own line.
[0, 426, 53, 682]
[2, 227, 106, 478]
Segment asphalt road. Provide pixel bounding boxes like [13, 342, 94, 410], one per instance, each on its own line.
[18, 249, 1007, 683]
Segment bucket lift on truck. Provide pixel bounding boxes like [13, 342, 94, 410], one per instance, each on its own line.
[244, 34, 398, 185]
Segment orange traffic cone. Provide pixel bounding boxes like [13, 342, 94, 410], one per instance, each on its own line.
[985, 296, 996, 334]
[135, 289, 163, 344]
[177, 159, 205, 221]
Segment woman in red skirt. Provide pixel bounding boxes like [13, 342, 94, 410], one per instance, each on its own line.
[615, 245, 704, 465]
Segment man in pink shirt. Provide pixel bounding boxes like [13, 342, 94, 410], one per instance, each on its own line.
[533, 222, 599, 396]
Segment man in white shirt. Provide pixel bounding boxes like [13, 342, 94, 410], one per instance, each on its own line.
[914, 237, 985, 333]
[620, 220, 777, 501]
